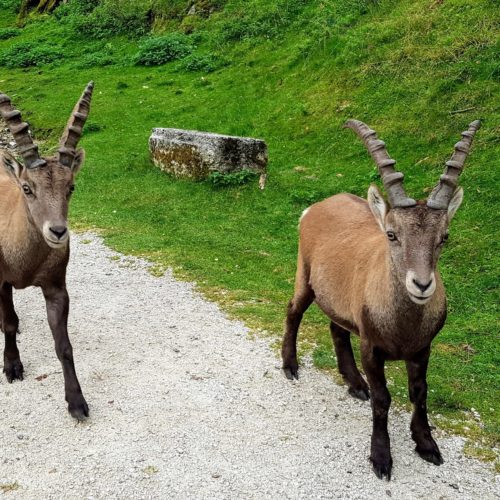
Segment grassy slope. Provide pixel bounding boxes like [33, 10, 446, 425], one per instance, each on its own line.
[0, 0, 498, 456]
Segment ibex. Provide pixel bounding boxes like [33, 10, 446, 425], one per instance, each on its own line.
[0, 82, 94, 420]
[282, 119, 480, 479]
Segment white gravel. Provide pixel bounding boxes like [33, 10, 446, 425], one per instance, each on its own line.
[0, 233, 498, 499]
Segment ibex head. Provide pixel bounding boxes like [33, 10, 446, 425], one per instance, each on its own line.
[0, 82, 94, 249]
[345, 119, 480, 305]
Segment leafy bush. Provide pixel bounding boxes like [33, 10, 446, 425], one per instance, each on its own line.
[181, 53, 222, 72]
[56, 0, 150, 39]
[53, 0, 100, 18]
[219, 0, 308, 42]
[74, 43, 119, 68]
[134, 33, 193, 66]
[75, 51, 116, 69]
[208, 169, 258, 187]
[0, 42, 63, 68]
[0, 0, 21, 13]
[0, 28, 22, 40]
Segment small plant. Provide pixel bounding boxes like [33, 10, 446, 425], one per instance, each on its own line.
[0, 42, 63, 68]
[0, 28, 21, 40]
[134, 33, 194, 66]
[208, 169, 258, 187]
[84, 122, 103, 133]
[290, 190, 326, 206]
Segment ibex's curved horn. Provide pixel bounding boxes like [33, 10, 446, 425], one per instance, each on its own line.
[0, 93, 46, 169]
[427, 120, 481, 210]
[344, 119, 416, 208]
[58, 81, 94, 168]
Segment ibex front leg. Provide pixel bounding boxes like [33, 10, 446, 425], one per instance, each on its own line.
[361, 340, 392, 480]
[42, 283, 88, 420]
[1, 282, 23, 382]
[406, 347, 443, 465]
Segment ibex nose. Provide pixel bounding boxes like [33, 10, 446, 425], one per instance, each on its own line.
[49, 225, 67, 240]
[412, 278, 432, 293]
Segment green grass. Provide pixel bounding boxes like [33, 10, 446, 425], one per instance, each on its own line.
[0, 0, 498, 457]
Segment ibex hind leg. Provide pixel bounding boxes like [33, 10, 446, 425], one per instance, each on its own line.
[282, 259, 314, 380]
[330, 322, 369, 401]
[0, 283, 23, 382]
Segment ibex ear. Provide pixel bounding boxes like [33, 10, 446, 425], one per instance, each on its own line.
[368, 184, 387, 231]
[71, 148, 85, 175]
[0, 152, 23, 178]
[447, 187, 463, 221]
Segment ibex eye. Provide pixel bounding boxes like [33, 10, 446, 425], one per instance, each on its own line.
[441, 233, 449, 244]
[69, 185, 75, 193]
[386, 231, 397, 241]
[22, 184, 32, 195]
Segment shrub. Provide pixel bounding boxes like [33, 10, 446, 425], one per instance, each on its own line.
[56, 0, 150, 39]
[181, 53, 222, 73]
[0, 0, 21, 13]
[0, 28, 22, 40]
[76, 52, 116, 69]
[208, 169, 258, 187]
[134, 33, 193, 66]
[0, 42, 63, 68]
[53, 0, 99, 19]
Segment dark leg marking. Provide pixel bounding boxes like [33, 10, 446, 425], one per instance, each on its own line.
[1, 282, 23, 382]
[406, 346, 443, 466]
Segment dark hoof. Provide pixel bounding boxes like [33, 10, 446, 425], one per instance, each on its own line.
[416, 445, 444, 465]
[68, 398, 89, 421]
[371, 456, 392, 481]
[3, 359, 24, 383]
[283, 366, 299, 380]
[348, 386, 370, 401]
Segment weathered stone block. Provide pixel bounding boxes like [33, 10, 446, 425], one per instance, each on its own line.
[149, 128, 268, 181]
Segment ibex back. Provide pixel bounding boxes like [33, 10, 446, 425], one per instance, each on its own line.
[0, 82, 94, 420]
[282, 119, 480, 479]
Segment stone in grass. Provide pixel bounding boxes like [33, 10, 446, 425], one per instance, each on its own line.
[149, 128, 268, 188]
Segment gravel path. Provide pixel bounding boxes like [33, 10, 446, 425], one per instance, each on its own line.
[0, 233, 498, 499]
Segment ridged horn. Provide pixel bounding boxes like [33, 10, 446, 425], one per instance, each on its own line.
[0, 93, 46, 169]
[58, 81, 94, 168]
[427, 120, 481, 210]
[344, 119, 416, 208]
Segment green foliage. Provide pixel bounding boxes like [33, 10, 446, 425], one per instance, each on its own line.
[208, 169, 258, 187]
[55, 0, 150, 39]
[181, 53, 222, 72]
[74, 44, 118, 69]
[0, 41, 62, 67]
[53, 0, 100, 18]
[0, 27, 21, 39]
[134, 33, 193, 66]
[0, 0, 21, 13]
